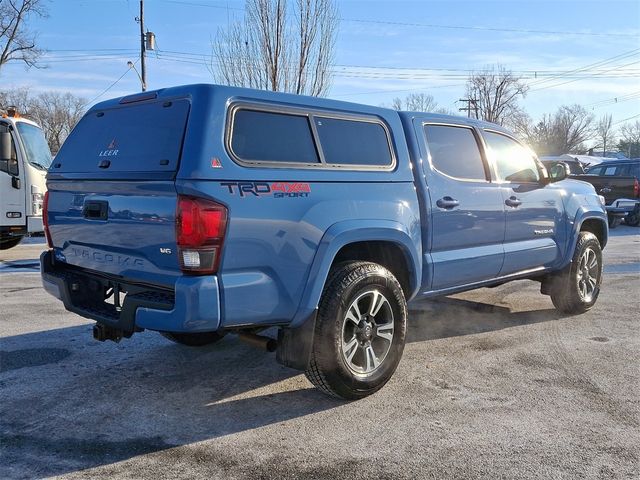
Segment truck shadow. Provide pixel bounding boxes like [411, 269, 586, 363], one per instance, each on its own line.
[2, 296, 565, 478]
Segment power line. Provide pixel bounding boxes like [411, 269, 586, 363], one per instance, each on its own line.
[157, 1, 640, 38]
[82, 62, 136, 108]
[585, 90, 640, 108]
[527, 48, 640, 87]
[153, 49, 640, 80]
[529, 59, 640, 92]
[340, 18, 640, 38]
[614, 114, 640, 125]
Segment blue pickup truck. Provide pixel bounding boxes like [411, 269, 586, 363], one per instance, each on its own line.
[41, 84, 608, 399]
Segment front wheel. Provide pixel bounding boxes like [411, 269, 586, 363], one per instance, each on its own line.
[305, 261, 407, 399]
[549, 232, 603, 314]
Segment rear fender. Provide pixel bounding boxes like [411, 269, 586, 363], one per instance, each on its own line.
[290, 219, 421, 328]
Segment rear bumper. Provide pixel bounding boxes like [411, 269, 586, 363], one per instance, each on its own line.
[40, 250, 221, 334]
[0, 225, 27, 240]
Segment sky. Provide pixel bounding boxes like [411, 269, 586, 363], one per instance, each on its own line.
[2, 0, 639, 127]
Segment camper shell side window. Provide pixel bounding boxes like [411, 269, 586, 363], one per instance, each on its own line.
[226, 102, 396, 171]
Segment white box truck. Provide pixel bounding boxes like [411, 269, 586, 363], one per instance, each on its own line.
[0, 107, 50, 249]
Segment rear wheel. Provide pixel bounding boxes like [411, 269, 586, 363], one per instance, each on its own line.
[0, 237, 23, 250]
[161, 331, 225, 347]
[549, 232, 602, 314]
[305, 261, 407, 400]
[625, 204, 640, 227]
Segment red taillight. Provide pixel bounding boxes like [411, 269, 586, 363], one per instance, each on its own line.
[634, 178, 639, 198]
[43, 190, 52, 248]
[176, 196, 227, 274]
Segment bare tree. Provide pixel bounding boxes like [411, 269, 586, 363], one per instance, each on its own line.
[390, 93, 453, 114]
[0, 0, 47, 70]
[618, 119, 640, 158]
[0, 86, 32, 112]
[211, 0, 338, 97]
[32, 92, 86, 153]
[595, 114, 615, 154]
[465, 64, 528, 125]
[1, 88, 86, 153]
[518, 104, 595, 156]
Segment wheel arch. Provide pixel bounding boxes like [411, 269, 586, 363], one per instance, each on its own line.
[290, 220, 421, 328]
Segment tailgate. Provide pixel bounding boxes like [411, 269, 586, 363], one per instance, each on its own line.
[47, 180, 179, 287]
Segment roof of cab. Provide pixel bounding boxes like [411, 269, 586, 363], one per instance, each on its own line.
[397, 110, 511, 134]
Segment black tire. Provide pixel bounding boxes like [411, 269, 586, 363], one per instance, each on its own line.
[625, 204, 640, 227]
[549, 232, 603, 314]
[161, 331, 225, 347]
[305, 261, 407, 400]
[608, 215, 620, 229]
[0, 237, 23, 250]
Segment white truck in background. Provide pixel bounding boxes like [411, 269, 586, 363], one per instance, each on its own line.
[0, 107, 51, 249]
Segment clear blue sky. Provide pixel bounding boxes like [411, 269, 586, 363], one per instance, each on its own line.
[2, 0, 639, 126]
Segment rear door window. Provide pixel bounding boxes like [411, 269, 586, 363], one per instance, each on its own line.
[56, 99, 190, 173]
[423, 125, 487, 180]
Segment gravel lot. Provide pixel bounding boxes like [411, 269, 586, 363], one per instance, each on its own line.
[1, 228, 638, 479]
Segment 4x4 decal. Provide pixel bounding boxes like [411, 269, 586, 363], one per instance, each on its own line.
[221, 182, 311, 198]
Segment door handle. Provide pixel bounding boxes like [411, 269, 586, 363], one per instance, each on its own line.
[436, 196, 460, 209]
[600, 187, 612, 193]
[505, 196, 522, 208]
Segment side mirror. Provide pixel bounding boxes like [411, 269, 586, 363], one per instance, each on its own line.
[0, 131, 12, 162]
[549, 162, 570, 182]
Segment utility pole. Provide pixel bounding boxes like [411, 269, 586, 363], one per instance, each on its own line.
[458, 98, 479, 118]
[137, 0, 147, 91]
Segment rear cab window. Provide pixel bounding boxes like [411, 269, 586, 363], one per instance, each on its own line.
[226, 103, 395, 170]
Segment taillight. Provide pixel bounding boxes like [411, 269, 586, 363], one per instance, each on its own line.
[634, 178, 639, 198]
[43, 190, 52, 248]
[176, 195, 228, 274]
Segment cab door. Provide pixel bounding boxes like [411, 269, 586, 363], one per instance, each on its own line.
[482, 130, 563, 275]
[418, 122, 505, 291]
[0, 123, 26, 230]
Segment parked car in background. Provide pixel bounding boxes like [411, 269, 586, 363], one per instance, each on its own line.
[576, 159, 640, 227]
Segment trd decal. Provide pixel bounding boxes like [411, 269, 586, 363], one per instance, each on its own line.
[221, 182, 311, 198]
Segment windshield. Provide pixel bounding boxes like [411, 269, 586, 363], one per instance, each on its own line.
[15, 122, 52, 170]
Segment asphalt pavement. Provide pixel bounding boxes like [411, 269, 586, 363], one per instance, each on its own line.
[1, 228, 638, 479]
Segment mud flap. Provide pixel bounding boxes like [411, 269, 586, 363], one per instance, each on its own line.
[276, 309, 317, 371]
